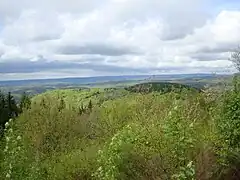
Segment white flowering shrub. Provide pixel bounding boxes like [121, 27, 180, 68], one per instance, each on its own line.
[93, 123, 140, 180]
[172, 161, 196, 180]
[3, 119, 22, 179]
[2, 119, 42, 180]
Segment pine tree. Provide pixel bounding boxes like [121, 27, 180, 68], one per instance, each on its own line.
[6, 92, 19, 119]
[0, 91, 7, 131]
[0, 91, 5, 112]
[0, 91, 19, 134]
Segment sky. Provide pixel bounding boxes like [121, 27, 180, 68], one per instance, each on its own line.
[0, 0, 240, 80]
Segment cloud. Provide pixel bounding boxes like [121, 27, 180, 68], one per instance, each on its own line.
[0, 10, 63, 45]
[0, 57, 149, 74]
[57, 43, 140, 56]
[0, 0, 239, 80]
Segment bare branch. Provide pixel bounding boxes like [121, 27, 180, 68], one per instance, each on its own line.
[229, 46, 240, 72]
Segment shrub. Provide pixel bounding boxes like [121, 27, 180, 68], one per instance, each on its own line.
[214, 76, 240, 178]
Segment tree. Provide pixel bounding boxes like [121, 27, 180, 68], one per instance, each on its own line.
[19, 92, 31, 112]
[6, 92, 19, 119]
[229, 46, 240, 72]
[0, 91, 8, 132]
[0, 91, 19, 134]
[229, 47, 240, 92]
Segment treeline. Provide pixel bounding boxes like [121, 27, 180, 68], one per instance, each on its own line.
[125, 82, 200, 94]
[0, 91, 31, 134]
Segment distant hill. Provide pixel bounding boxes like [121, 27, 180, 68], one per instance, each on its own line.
[0, 75, 148, 87]
[0, 74, 220, 87]
[125, 82, 201, 93]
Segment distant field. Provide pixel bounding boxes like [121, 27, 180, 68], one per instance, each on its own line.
[0, 74, 232, 101]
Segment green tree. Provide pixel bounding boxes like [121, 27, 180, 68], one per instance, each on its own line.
[0, 91, 8, 133]
[6, 92, 19, 119]
[0, 91, 19, 135]
[19, 92, 31, 112]
[229, 46, 240, 92]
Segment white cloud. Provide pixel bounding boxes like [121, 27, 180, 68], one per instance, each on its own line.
[1, 10, 63, 45]
[0, 0, 239, 80]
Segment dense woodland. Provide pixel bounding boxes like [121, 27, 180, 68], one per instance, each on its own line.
[0, 50, 240, 180]
[0, 92, 31, 135]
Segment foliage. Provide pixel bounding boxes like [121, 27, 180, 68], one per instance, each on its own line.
[0, 80, 239, 180]
[19, 92, 31, 112]
[0, 91, 19, 135]
[214, 76, 240, 178]
[125, 82, 200, 94]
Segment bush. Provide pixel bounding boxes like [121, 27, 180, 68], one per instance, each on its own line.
[214, 76, 240, 178]
[0, 88, 223, 179]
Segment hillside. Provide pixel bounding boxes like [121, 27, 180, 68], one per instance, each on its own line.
[125, 82, 201, 93]
[0, 79, 240, 180]
[0, 74, 231, 102]
[32, 87, 129, 108]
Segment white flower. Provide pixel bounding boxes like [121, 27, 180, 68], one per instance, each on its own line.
[187, 161, 193, 168]
[6, 137, 10, 142]
[4, 146, 8, 152]
[189, 123, 194, 128]
[5, 122, 9, 128]
[6, 173, 10, 178]
[9, 119, 13, 123]
[168, 111, 172, 116]
[17, 136, 21, 141]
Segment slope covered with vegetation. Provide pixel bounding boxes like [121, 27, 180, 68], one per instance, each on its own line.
[125, 82, 201, 93]
[0, 75, 240, 180]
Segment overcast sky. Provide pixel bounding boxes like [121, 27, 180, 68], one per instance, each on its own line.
[0, 0, 240, 80]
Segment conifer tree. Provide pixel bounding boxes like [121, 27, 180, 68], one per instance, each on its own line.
[0, 91, 19, 134]
[6, 92, 19, 119]
[0, 91, 7, 131]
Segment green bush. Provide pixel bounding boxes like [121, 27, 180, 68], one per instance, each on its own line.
[213, 76, 240, 178]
